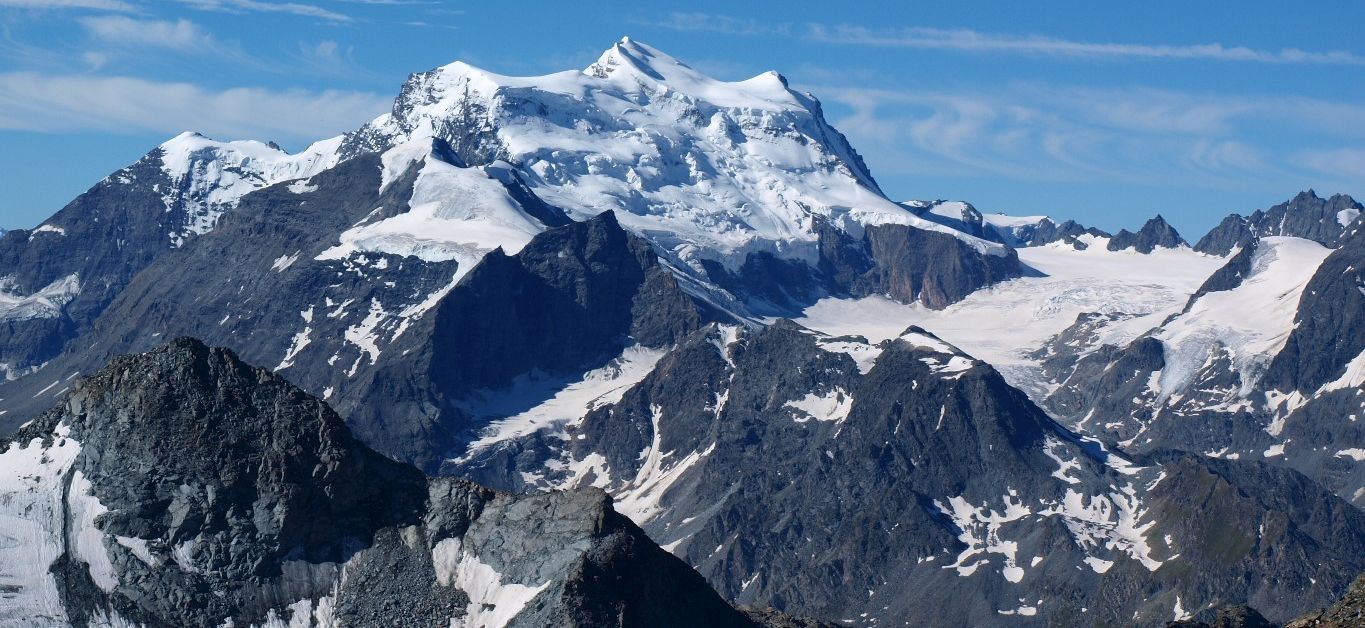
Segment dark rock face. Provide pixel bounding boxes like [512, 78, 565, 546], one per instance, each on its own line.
[0, 152, 187, 376]
[1182, 240, 1258, 312]
[1033, 224, 1365, 508]
[1167, 604, 1274, 628]
[857, 224, 1024, 309]
[1028, 218, 1110, 248]
[0, 148, 710, 471]
[448, 322, 1365, 626]
[900, 200, 988, 238]
[2, 338, 783, 627]
[1195, 190, 1363, 256]
[1286, 573, 1365, 628]
[701, 220, 1026, 313]
[1108, 215, 1187, 253]
[1261, 223, 1365, 394]
[353, 210, 712, 467]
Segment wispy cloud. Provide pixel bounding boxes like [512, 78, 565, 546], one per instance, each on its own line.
[642, 11, 790, 36]
[643, 13, 1365, 66]
[0, 72, 388, 141]
[809, 82, 1365, 194]
[0, 0, 132, 10]
[292, 39, 375, 76]
[806, 25, 1365, 66]
[174, 0, 351, 23]
[80, 16, 219, 51]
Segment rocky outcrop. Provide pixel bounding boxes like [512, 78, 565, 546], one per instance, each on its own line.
[1195, 190, 1363, 256]
[1286, 573, 1365, 628]
[0, 338, 790, 627]
[1108, 215, 1187, 253]
[1261, 222, 1365, 394]
[701, 219, 1027, 313]
[448, 321, 1365, 626]
[1167, 605, 1274, 628]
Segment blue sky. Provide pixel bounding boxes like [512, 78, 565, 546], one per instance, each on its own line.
[1, 1, 1363, 238]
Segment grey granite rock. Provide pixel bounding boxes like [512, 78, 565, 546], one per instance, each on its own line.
[1195, 190, 1363, 256]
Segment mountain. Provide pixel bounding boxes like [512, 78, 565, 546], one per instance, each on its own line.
[0, 39, 1027, 450]
[3, 36, 1365, 628]
[1029, 220, 1365, 508]
[1107, 215, 1187, 253]
[1286, 573, 1365, 627]
[0, 337, 812, 627]
[1195, 190, 1363, 256]
[445, 321, 1365, 625]
[900, 200, 1111, 249]
[0, 133, 342, 381]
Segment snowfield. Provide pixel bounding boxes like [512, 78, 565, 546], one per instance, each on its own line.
[795, 236, 1226, 389]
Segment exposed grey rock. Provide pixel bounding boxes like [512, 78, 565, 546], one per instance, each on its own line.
[1195, 190, 1363, 256]
[448, 322, 1365, 626]
[1166, 604, 1274, 627]
[1028, 218, 1111, 249]
[3, 338, 790, 627]
[1286, 573, 1365, 628]
[1108, 215, 1187, 253]
[1261, 222, 1365, 394]
[1181, 240, 1258, 313]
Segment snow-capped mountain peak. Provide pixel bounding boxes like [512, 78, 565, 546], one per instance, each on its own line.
[152, 131, 343, 245]
[349, 38, 1007, 275]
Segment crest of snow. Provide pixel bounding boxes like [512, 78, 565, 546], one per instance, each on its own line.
[1156, 237, 1331, 401]
[785, 387, 854, 424]
[0, 425, 81, 624]
[1084, 557, 1114, 574]
[1334, 448, 1365, 462]
[1339, 207, 1362, 227]
[982, 213, 1048, 229]
[270, 253, 300, 272]
[898, 330, 956, 354]
[1173, 596, 1192, 621]
[157, 132, 342, 246]
[1043, 437, 1083, 484]
[564, 452, 613, 490]
[318, 148, 546, 285]
[454, 346, 666, 460]
[286, 180, 317, 194]
[997, 605, 1039, 616]
[358, 37, 1003, 276]
[114, 536, 159, 568]
[341, 299, 388, 375]
[431, 537, 550, 628]
[1314, 349, 1365, 396]
[933, 494, 1032, 582]
[814, 337, 883, 375]
[67, 469, 117, 592]
[275, 325, 312, 371]
[1039, 486, 1164, 571]
[612, 405, 716, 525]
[707, 324, 742, 368]
[29, 224, 66, 237]
[0, 273, 81, 322]
[1263, 443, 1286, 458]
[793, 243, 1223, 391]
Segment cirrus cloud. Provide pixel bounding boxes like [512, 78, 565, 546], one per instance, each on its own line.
[0, 72, 389, 142]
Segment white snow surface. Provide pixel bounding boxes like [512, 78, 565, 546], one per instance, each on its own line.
[454, 346, 666, 460]
[0, 425, 81, 626]
[0, 274, 81, 322]
[317, 147, 548, 284]
[432, 538, 551, 628]
[156, 132, 342, 246]
[355, 37, 1004, 274]
[1156, 237, 1331, 399]
[795, 238, 1224, 387]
